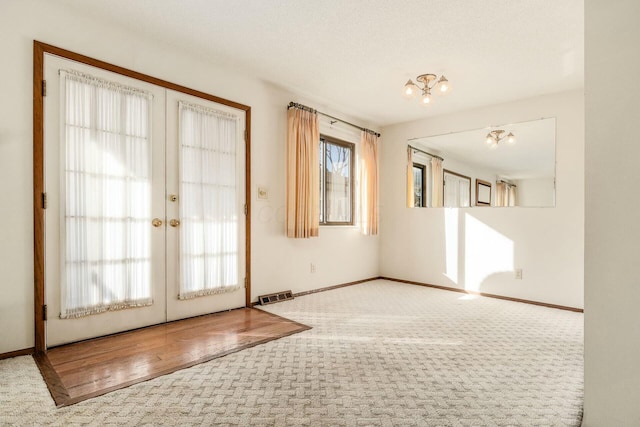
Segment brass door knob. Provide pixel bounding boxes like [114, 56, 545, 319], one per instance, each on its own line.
[168, 194, 178, 202]
[169, 219, 181, 227]
[152, 218, 163, 227]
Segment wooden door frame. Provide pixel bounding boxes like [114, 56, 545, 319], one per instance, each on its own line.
[33, 41, 252, 353]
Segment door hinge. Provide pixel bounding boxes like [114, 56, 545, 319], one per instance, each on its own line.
[244, 277, 247, 288]
[244, 129, 247, 142]
[244, 204, 247, 215]
[42, 304, 48, 321]
[41, 192, 48, 209]
[42, 80, 47, 97]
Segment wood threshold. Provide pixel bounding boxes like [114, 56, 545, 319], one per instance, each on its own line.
[382, 277, 584, 313]
[33, 308, 310, 407]
[0, 347, 34, 361]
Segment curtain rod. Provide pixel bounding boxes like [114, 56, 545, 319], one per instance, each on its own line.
[498, 180, 517, 187]
[408, 145, 444, 161]
[288, 102, 381, 138]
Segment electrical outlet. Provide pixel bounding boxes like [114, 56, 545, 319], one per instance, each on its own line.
[310, 263, 316, 273]
[515, 268, 523, 280]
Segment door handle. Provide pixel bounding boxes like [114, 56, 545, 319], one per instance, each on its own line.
[169, 219, 181, 227]
[152, 218, 163, 227]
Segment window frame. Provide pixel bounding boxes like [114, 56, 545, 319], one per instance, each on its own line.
[412, 163, 427, 208]
[319, 134, 355, 226]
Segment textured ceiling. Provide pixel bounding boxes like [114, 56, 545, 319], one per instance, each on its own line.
[55, 0, 584, 127]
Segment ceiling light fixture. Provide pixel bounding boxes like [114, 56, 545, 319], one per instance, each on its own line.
[485, 130, 516, 150]
[402, 74, 449, 106]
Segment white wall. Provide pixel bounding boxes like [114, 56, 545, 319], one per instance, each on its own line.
[584, 1, 640, 424]
[380, 90, 584, 308]
[0, 0, 379, 354]
[514, 177, 555, 207]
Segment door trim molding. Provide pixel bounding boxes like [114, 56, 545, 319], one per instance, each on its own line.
[33, 40, 252, 352]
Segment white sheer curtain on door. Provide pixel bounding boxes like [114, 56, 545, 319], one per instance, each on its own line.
[179, 102, 241, 299]
[60, 70, 153, 319]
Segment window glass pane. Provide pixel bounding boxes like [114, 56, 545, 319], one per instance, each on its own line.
[413, 165, 423, 207]
[324, 141, 352, 223]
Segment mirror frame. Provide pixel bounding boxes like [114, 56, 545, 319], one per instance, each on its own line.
[475, 179, 492, 206]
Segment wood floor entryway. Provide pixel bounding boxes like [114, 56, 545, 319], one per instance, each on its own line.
[34, 308, 310, 407]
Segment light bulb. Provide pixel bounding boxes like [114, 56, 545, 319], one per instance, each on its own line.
[485, 134, 494, 145]
[403, 80, 417, 98]
[489, 140, 499, 150]
[421, 89, 432, 105]
[438, 75, 449, 93]
[507, 132, 516, 144]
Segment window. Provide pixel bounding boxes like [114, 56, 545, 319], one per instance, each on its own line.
[413, 163, 426, 207]
[319, 135, 354, 225]
[411, 150, 432, 207]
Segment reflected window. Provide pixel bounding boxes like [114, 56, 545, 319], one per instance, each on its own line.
[319, 136, 354, 225]
[410, 149, 432, 207]
[413, 164, 426, 207]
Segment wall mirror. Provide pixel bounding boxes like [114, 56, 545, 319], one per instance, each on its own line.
[407, 117, 556, 208]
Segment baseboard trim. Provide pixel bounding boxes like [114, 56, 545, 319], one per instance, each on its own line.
[251, 277, 380, 306]
[381, 277, 584, 313]
[0, 347, 35, 360]
[293, 277, 380, 298]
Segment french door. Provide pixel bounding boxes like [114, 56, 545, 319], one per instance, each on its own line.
[43, 54, 246, 347]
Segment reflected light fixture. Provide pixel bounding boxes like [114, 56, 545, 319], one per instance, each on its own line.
[402, 73, 449, 106]
[485, 130, 516, 149]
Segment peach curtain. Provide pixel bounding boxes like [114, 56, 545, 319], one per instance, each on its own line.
[496, 182, 507, 206]
[359, 131, 379, 235]
[430, 157, 443, 207]
[406, 147, 414, 208]
[286, 108, 320, 238]
[508, 185, 517, 207]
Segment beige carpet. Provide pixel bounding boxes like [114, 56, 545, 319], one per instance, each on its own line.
[0, 279, 583, 426]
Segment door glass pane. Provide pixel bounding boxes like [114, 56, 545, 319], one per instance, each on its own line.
[179, 102, 240, 299]
[61, 70, 153, 319]
[444, 171, 471, 208]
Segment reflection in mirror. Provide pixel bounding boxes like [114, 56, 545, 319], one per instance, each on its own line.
[444, 170, 471, 207]
[407, 117, 556, 207]
[475, 179, 492, 206]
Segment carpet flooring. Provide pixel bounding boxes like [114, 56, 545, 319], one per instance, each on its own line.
[0, 279, 583, 426]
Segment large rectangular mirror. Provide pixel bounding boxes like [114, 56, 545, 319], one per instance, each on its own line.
[407, 117, 556, 208]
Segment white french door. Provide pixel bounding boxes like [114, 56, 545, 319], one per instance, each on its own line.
[44, 54, 246, 347]
[165, 90, 245, 321]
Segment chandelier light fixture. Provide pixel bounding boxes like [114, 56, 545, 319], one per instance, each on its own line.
[485, 130, 516, 150]
[402, 73, 449, 106]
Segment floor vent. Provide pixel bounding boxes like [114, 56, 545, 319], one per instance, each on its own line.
[258, 290, 294, 305]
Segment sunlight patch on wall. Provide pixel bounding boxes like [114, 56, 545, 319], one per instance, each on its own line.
[464, 214, 514, 291]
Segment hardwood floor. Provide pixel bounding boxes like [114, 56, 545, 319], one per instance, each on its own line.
[34, 308, 310, 407]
